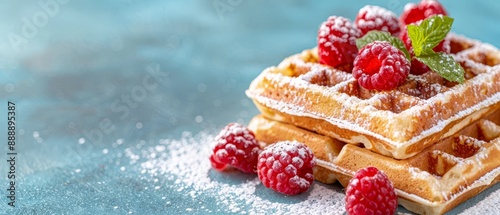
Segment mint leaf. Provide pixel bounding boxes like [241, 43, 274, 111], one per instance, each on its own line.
[416, 54, 465, 83]
[407, 24, 425, 56]
[355, 31, 393, 50]
[408, 15, 464, 83]
[407, 15, 454, 56]
[419, 15, 454, 50]
[356, 31, 411, 61]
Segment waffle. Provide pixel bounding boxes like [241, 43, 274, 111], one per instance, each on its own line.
[248, 112, 500, 215]
[246, 33, 500, 159]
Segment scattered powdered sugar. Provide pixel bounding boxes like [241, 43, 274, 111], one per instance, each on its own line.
[130, 131, 346, 214]
[459, 188, 500, 214]
[119, 130, 500, 214]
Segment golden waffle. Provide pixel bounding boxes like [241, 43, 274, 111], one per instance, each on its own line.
[246, 33, 500, 159]
[248, 112, 500, 215]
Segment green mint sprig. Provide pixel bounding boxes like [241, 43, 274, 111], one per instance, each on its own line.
[408, 15, 465, 83]
[355, 15, 465, 83]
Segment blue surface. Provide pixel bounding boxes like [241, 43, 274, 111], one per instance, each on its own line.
[1, 0, 500, 214]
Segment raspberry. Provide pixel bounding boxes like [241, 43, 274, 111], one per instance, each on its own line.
[352, 41, 410, 90]
[409, 58, 431, 75]
[400, 0, 448, 25]
[345, 167, 398, 215]
[399, 24, 451, 75]
[210, 123, 261, 173]
[318, 16, 361, 71]
[257, 141, 315, 195]
[355, 5, 401, 37]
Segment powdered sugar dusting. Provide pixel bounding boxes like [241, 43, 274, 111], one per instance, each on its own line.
[318, 16, 361, 64]
[215, 123, 257, 149]
[356, 5, 400, 35]
[129, 131, 346, 214]
[318, 16, 359, 45]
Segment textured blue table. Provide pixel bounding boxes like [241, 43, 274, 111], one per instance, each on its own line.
[1, 0, 500, 214]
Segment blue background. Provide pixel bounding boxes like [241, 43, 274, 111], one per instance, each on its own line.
[1, 0, 500, 214]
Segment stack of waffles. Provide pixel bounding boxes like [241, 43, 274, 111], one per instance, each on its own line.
[246, 33, 500, 214]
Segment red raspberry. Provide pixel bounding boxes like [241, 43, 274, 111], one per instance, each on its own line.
[400, 24, 450, 75]
[355, 5, 401, 36]
[210, 123, 261, 173]
[409, 58, 431, 75]
[400, 0, 448, 25]
[345, 167, 398, 215]
[352, 41, 410, 90]
[257, 141, 315, 195]
[318, 16, 361, 71]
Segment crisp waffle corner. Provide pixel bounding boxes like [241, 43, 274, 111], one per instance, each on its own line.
[246, 33, 500, 214]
